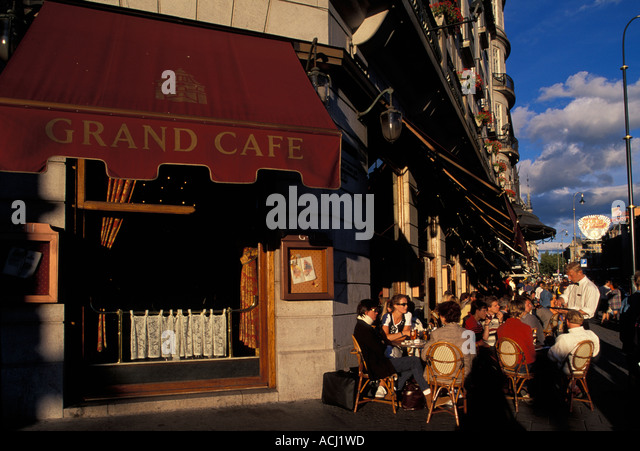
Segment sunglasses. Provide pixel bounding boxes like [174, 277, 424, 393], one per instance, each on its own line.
[395, 303, 408, 306]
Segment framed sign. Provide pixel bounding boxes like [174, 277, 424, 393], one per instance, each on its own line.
[1, 223, 59, 303]
[281, 235, 333, 301]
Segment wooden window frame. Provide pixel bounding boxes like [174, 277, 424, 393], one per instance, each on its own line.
[72, 159, 276, 397]
[281, 235, 334, 301]
[1, 223, 59, 303]
[75, 159, 195, 215]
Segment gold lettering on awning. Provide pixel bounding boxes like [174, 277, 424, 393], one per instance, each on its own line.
[42, 118, 305, 161]
[174, 128, 197, 152]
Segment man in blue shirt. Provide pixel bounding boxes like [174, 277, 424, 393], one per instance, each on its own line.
[539, 283, 553, 308]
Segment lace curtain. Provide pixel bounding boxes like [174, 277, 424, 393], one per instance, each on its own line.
[130, 309, 227, 360]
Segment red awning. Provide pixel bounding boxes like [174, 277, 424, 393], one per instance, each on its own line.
[0, 1, 341, 189]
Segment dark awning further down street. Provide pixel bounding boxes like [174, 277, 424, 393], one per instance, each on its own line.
[513, 206, 556, 241]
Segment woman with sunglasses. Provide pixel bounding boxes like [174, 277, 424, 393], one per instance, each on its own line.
[381, 294, 413, 358]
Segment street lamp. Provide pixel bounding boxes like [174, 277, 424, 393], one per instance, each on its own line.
[572, 192, 585, 262]
[557, 229, 568, 279]
[306, 38, 331, 104]
[357, 87, 403, 143]
[622, 15, 639, 291]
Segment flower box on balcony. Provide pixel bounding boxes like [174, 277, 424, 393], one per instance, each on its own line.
[430, 1, 463, 30]
[485, 140, 502, 154]
[493, 161, 507, 173]
[475, 110, 493, 127]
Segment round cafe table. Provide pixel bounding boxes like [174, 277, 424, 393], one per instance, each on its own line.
[398, 339, 427, 356]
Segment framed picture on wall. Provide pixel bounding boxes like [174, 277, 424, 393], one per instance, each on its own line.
[281, 235, 333, 301]
[0, 223, 59, 303]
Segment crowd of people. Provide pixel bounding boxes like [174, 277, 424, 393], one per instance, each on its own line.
[352, 264, 640, 413]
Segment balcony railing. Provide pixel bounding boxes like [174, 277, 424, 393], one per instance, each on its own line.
[493, 73, 514, 90]
[499, 135, 518, 152]
[492, 72, 516, 108]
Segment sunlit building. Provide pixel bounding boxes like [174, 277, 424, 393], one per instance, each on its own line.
[0, 0, 548, 421]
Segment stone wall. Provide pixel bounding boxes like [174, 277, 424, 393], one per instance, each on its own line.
[0, 304, 65, 420]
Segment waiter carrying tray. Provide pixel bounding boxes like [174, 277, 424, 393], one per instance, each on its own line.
[558, 262, 600, 327]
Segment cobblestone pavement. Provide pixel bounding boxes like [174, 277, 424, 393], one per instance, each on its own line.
[7, 320, 640, 433]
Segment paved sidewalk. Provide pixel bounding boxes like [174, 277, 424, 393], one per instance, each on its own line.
[7, 321, 640, 433]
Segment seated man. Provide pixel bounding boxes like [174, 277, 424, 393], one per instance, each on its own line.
[353, 299, 430, 398]
[484, 296, 504, 347]
[521, 297, 545, 346]
[547, 309, 600, 375]
[535, 304, 553, 332]
[464, 300, 490, 346]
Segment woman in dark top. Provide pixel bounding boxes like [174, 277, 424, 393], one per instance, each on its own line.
[353, 299, 430, 396]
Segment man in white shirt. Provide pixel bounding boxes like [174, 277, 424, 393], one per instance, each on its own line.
[559, 262, 600, 320]
[534, 281, 544, 301]
[548, 310, 600, 374]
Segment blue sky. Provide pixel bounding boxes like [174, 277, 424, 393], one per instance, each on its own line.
[504, 0, 640, 252]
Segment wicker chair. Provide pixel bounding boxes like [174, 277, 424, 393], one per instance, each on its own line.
[496, 337, 534, 413]
[544, 312, 565, 337]
[423, 341, 467, 427]
[350, 335, 398, 414]
[565, 340, 595, 412]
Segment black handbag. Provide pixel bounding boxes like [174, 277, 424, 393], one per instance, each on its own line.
[400, 379, 426, 410]
[321, 370, 357, 411]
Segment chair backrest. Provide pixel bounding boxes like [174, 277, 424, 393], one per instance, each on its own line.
[425, 341, 464, 381]
[351, 335, 369, 376]
[568, 340, 594, 375]
[496, 337, 527, 374]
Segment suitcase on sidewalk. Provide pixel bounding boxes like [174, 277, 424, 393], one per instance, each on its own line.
[321, 370, 357, 411]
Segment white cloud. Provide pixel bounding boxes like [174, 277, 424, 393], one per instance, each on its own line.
[517, 71, 640, 150]
[515, 71, 640, 237]
[510, 105, 534, 138]
[537, 71, 624, 102]
[522, 73, 640, 147]
[578, 0, 622, 12]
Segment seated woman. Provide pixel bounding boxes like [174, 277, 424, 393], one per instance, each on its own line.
[496, 299, 536, 369]
[353, 299, 430, 397]
[381, 294, 413, 358]
[422, 300, 475, 375]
